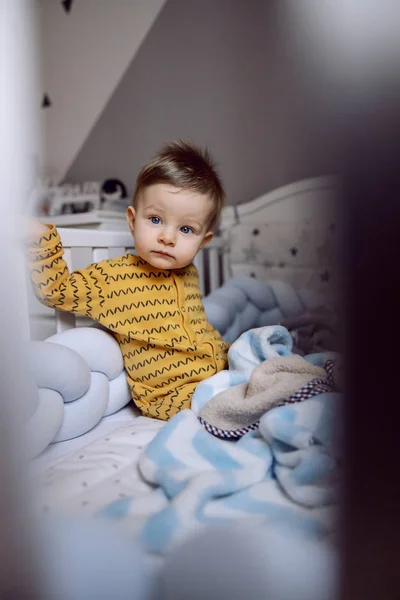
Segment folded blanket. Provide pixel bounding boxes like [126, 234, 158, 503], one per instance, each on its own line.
[89, 326, 340, 555]
[92, 390, 338, 554]
[132, 409, 334, 553]
[260, 392, 342, 507]
[199, 355, 327, 431]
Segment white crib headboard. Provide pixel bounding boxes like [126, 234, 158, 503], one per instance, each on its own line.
[219, 175, 337, 230]
[217, 174, 339, 298]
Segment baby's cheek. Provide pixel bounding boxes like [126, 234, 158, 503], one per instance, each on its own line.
[186, 238, 201, 255]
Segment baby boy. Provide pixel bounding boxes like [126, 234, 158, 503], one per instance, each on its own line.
[28, 141, 230, 420]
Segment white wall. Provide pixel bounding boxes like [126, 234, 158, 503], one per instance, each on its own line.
[39, 0, 166, 183]
[66, 0, 337, 206]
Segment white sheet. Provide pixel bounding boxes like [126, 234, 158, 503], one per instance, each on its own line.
[32, 415, 165, 521]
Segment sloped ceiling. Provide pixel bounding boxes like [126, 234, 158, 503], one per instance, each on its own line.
[65, 0, 336, 205]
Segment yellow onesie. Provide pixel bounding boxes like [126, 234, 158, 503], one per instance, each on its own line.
[28, 226, 229, 420]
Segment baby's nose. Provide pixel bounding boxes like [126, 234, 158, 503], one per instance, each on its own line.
[159, 228, 176, 245]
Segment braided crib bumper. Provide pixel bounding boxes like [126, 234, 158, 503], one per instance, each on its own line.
[24, 277, 322, 458]
[203, 276, 322, 344]
[25, 327, 132, 458]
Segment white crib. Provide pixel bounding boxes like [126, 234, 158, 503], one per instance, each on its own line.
[49, 229, 227, 335]
[27, 174, 339, 545]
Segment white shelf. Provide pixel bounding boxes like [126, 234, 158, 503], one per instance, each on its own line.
[39, 210, 128, 231]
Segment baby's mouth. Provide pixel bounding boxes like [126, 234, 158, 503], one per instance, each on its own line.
[152, 250, 174, 258]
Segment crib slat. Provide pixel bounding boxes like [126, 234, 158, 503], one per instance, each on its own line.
[208, 247, 219, 292]
[70, 247, 92, 270]
[92, 247, 109, 263]
[63, 247, 72, 270]
[56, 311, 76, 333]
[194, 251, 205, 294]
[222, 250, 230, 284]
[107, 246, 125, 259]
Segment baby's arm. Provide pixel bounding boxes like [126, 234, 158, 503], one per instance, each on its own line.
[27, 221, 109, 318]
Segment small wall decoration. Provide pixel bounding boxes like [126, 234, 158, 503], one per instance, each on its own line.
[61, 0, 74, 14]
[41, 94, 52, 108]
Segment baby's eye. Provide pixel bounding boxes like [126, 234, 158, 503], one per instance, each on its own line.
[150, 216, 161, 225]
[180, 226, 194, 235]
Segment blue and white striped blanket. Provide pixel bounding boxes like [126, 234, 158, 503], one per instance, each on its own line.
[100, 326, 341, 554]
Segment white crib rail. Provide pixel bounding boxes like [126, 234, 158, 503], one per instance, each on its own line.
[51, 228, 225, 334]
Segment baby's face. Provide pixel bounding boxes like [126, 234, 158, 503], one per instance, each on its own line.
[126, 184, 214, 270]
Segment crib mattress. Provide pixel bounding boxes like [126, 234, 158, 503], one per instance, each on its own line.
[31, 413, 165, 520]
[32, 405, 152, 474]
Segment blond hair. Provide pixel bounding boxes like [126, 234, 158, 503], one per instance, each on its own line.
[133, 140, 225, 230]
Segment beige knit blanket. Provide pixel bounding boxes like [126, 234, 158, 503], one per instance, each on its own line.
[199, 355, 327, 431]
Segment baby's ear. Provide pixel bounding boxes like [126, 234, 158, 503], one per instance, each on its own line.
[200, 231, 213, 248]
[126, 206, 136, 235]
